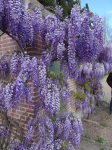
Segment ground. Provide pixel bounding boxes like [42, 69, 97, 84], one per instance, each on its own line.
[77, 75, 112, 150]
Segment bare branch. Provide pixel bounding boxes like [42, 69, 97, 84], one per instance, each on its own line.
[5, 30, 25, 54]
[8, 118, 23, 142]
[0, 111, 23, 146]
[27, 51, 42, 55]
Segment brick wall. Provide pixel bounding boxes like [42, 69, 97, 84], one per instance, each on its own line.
[0, 2, 79, 145]
[0, 32, 79, 145]
[0, 33, 21, 56]
[67, 77, 80, 114]
[0, 32, 45, 143]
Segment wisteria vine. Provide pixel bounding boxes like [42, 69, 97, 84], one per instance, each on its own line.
[0, 0, 111, 150]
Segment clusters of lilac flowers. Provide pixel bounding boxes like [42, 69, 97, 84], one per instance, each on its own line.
[0, 52, 35, 111]
[93, 80, 105, 101]
[38, 78, 60, 116]
[77, 62, 93, 80]
[93, 62, 105, 79]
[80, 95, 92, 115]
[0, 0, 4, 29]
[60, 86, 72, 105]
[55, 5, 63, 21]
[38, 58, 47, 87]
[26, 112, 83, 150]
[3, 83, 15, 111]
[59, 112, 83, 149]
[97, 45, 112, 63]
[30, 57, 38, 88]
[0, 47, 85, 150]
[82, 62, 93, 77]
[1, 1, 112, 150]
[60, 59, 69, 86]
[0, 49, 72, 118]
[76, 58, 106, 113]
[41, 51, 53, 72]
[102, 61, 109, 75]
[9, 52, 22, 77]
[0, 126, 10, 141]
[57, 42, 65, 61]
[1, 0, 43, 48]
[0, 54, 9, 75]
[39, 3, 105, 88]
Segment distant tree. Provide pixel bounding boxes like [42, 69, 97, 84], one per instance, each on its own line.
[102, 14, 112, 45]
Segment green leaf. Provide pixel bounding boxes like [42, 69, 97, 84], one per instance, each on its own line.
[46, 137, 48, 142]
[71, 90, 86, 101]
[47, 49, 50, 53]
[99, 123, 108, 127]
[95, 136, 103, 143]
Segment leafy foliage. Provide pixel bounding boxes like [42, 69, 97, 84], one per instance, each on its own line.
[71, 90, 86, 101]
[95, 136, 104, 143]
[99, 123, 108, 127]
